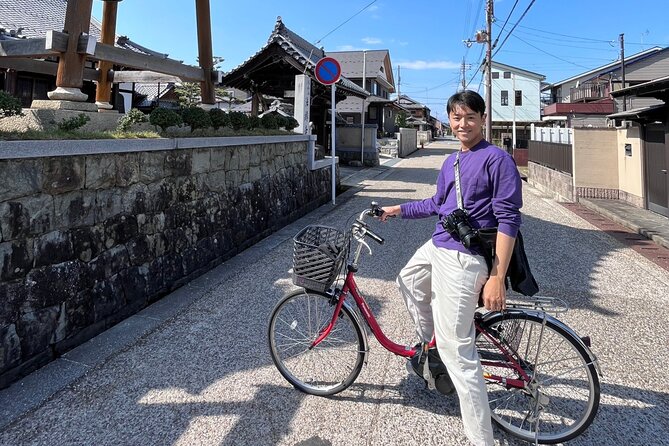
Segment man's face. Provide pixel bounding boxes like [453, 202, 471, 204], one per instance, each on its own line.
[448, 104, 485, 146]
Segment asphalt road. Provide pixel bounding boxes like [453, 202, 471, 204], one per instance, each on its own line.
[1, 146, 668, 446]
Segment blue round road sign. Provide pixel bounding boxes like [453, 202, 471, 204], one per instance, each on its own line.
[314, 57, 341, 85]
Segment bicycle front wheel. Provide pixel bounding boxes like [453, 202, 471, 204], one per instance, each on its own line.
[268, 289, 366, 396]
[476, 311, 600, 444]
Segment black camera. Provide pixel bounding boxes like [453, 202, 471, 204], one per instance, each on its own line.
[441, 208, 479, 249]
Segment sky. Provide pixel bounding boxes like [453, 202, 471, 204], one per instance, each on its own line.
[92, 0, 669, 121]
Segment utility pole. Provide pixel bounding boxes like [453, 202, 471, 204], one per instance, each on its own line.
[461, 58, 467, 90]
[397, 65, 401, 98]
[361, 50, 367, 165]
[619, 33, 626, 111]
[485, 0, 493, 140]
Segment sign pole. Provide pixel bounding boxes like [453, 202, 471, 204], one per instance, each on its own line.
[331, 83, 336, 205]
[313, 56, 342, 206]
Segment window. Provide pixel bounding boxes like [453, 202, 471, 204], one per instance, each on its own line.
[515, 90, 523, 106]
[503, 72, 511, 79]
[492, 72, 499, 79]
[501, 90, 508, 106]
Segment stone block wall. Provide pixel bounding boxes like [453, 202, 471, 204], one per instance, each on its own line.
[0, 135, 332, 388]
[527, 161, 574, 202]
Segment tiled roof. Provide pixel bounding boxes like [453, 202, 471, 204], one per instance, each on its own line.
[224, 17, 368, 98]
[328, 50, 389, 79]
[0, 0, 102, 40]
[0, 0, 156, 55]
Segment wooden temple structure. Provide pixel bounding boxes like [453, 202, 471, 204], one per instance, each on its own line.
[221, 17, 369, 148]
[0, 0, 216, 112]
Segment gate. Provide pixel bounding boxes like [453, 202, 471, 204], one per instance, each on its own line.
[644, 123, 669, 217]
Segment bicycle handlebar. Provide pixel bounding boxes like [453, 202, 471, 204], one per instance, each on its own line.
[352, 201, 386, 245]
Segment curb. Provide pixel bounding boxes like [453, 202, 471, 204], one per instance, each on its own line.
[579, 199, 669, 250]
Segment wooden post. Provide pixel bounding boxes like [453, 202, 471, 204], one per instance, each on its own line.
[48, 0, 94, 101]
[195, 0, 215, 106]
[95, 0, 122, 111]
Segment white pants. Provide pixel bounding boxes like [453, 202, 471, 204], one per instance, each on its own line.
[397, 240, 494, 446]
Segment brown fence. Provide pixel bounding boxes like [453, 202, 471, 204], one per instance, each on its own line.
[528, 140, 572, 175]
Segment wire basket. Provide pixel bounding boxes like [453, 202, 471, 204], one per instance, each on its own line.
[292, 225, 348, 292]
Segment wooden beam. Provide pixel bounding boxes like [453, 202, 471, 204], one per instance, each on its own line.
[90, 42, 206, 82]
[78, 34, 97, 56]
[0, 38, 55, 58]
[0, 57, 99, 80]
[109, 71, 181, 83]
[45, 30, 68, 52]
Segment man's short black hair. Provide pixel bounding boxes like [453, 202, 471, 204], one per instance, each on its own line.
[447, 90, 486, 116]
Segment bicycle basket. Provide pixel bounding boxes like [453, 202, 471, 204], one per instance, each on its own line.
[292, 225, 348, 292]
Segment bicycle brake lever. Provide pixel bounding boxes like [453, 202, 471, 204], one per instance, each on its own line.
[359, 238, 372, 255]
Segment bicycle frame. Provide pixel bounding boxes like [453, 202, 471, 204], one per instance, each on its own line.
[309, 269, 530, 391]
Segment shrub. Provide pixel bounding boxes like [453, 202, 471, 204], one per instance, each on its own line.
[209, 108, 229, 129]
[395, 111, 408, 128]
[248, 115, 261, 129]
[228, 111, 249, 130]
[275, 115, 288, 129]
[0, 92, 22, 118]
[260, 113, 278, 130]
[181, 107, 212, 132]
[150, 107, 183, 131]
[117, 108, 148, 132]
[284, 117, 299, 131]
[58, 113, 91, 131]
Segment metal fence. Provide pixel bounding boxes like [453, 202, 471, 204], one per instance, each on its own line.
[528, 140, 573, 175]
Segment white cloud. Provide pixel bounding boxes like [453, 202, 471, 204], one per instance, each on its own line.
[362, 37, 382, 45]
[368, 5, 379, 11]
[336, 44, 366, 51]
[397, 60, 460, 70]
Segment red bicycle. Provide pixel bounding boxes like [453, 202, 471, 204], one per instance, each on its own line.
[268, 202, 601, 444]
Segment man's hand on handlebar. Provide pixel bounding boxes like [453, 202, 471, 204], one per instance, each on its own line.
[378, 205, 401, 222]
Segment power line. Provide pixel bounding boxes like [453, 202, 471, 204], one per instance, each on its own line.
[515, 24, 614, 43]
[314, 0, 378, 44]
[492, 0, 537, 58]
[510, 33, 591, 69]
[491, 0, 519, 51]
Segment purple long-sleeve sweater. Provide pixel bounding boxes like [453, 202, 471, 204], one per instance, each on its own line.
[400, 139, 522, 255]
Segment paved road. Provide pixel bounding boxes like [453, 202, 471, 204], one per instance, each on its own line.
[1, 146, 668, 445]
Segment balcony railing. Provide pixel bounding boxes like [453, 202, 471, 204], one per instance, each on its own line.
[569, 83, 609, 102]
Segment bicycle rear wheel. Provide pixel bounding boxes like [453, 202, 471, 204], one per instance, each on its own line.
[476, 311, 600, 444]
[268, 289, 366, 396]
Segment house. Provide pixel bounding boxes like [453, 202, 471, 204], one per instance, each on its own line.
[541, 46, 669, 128]
[220, 17, 368, 150]
[490, 61, 545, 149]
[608, 76, 669, 216]
[396, 95, 432, 132]
[329, 50, 403, 137]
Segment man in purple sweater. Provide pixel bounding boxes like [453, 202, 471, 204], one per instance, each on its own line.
[380, 90, 522, 446]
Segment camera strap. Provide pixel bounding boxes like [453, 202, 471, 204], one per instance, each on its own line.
[453, 150, 464, 211]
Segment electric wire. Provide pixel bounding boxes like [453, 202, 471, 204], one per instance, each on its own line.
[491, 0, 519, 51]
[492, 0, 537, 58]
[314, 0, 378, 45]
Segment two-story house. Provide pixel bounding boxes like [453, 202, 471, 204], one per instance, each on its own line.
[541, 46, 669, 128]
[490, 61, 545, 149]
[396, 94, 432, 132]
[329, 50, 402, 137]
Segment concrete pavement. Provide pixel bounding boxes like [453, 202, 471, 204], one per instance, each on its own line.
[1, 142, 668, 445]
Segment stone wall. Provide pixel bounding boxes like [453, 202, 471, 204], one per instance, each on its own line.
[527, 161, 574, 202]
[0, 135, 332, 388]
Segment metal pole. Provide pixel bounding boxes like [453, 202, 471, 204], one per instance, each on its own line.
[512, 73, 516, 151]
[620, 33, 626, 111]
[331, 84, 336, 205]
[361, 50, 366, 166]
[485, 0, 493, 140]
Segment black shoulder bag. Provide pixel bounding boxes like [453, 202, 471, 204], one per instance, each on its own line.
[453, 151, 539, 297]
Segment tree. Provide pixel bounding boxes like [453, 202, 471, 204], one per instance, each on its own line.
[395, 111, 408, 128]
[175, 82, 201, 108]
